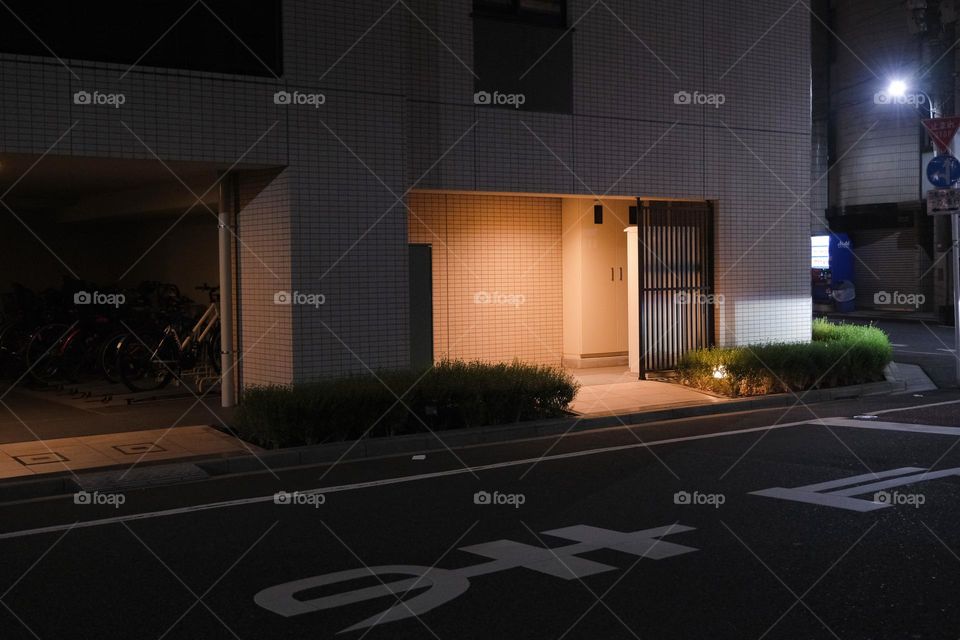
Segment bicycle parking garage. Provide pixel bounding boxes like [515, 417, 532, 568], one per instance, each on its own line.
[0, 153, 243, 445]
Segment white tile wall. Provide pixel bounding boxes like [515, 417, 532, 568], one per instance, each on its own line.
[408, 193, 563, 365]
[405, 0, 813, 346]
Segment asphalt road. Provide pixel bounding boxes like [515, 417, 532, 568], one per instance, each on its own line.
[2, 393, 960, 639]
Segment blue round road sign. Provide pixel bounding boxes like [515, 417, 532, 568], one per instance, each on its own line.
[927, 154, 960, 188]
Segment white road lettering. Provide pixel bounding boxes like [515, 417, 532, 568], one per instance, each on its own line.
[254, 523, 697, 632]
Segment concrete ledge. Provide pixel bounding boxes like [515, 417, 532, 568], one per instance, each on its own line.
[562, 355, 629, 369]
[0, 378, 905, 502]
[0, 476, 77, 503]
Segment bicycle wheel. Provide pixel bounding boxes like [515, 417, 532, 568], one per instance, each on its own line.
[205, 327, 222, 374]
[25, 323, 69, 384]
[58, 330, 91, 383]
[98, 331, 127, 383]
[117, 334, 175, 392]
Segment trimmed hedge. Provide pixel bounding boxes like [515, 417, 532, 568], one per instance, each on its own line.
[677, 319, 892, 397]
[233, 360, 580, 448]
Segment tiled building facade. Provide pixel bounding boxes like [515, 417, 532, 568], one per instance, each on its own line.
[0, 0, 813, 387]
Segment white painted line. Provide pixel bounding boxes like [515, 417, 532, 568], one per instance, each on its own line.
[828, 468, 960, 497]
[872, 398, 960, 415]
[0, 417, 821, 541]
[796, 467, 924, 493]
[822, 418, 960, 437]
[893, 350, 956, 357]
[750, 487, 889, 512]
[751, 465, 960, 512]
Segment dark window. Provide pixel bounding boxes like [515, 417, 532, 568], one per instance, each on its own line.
[629, 206, 638, 225]
[472, 0, 571, 113]
[473, 0, 566, 28]
[0, 1, 282, 77]
[594, 204, 603, 224]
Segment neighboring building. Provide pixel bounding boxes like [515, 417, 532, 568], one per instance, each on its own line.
[824, 0, 956, 316]
[0, 0, 812, 393]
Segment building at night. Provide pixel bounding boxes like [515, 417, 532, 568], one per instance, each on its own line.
[0, 1, 813, 393]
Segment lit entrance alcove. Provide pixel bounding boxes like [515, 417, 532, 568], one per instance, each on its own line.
[406, 191, 719, 415]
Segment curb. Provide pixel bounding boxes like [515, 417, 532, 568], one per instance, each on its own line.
[0, 378, 903, 504]
[197, 379, 903, 475]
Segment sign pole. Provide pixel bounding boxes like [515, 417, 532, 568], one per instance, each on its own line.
[922, 116, 960, 386]
[953, 213, 960, 386]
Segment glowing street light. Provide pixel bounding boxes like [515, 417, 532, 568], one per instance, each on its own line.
[887, 79, 908, 98]
[880, 78, 935, 118]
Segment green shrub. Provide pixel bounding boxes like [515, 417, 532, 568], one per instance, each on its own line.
[233, 360, 580, 448]
[677, 319, 892, 397]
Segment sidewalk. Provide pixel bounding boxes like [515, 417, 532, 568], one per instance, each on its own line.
[0, 425, 256, 480]
[0, 386, 233, 444]
[0, 362, 926, 489]
[569, 367, 726, 416]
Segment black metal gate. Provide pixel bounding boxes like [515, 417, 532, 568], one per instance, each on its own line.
[637, 200, 715, 375]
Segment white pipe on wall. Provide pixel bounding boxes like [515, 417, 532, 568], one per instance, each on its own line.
[625, 226, 639, 375]
[218, 176, 236, 408]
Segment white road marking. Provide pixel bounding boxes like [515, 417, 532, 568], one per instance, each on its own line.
[792, 467, 924, 493]
[872, 398, 960, 415]
[255, 523, 697, 632]
[820, 418, 960, 437]
[892, 350, 956, 357]
[751, 466, 960, 512]
[0, 417, 821, 540]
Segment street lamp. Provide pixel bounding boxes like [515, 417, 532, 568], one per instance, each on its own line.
[885, 78, 935, 118]
[887, 79, 908, 98]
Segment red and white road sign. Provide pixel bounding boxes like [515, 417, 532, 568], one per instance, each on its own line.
[922, 117, 960, 154]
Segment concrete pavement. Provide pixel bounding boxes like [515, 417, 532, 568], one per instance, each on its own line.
[569, 366, 725, 416]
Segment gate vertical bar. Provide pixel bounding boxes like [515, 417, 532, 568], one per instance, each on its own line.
[637, 199, 646, 379]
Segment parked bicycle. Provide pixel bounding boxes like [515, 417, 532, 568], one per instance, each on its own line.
[1, 279, 208, 387]
[22, 279, 155, 385]
[116, 284, 221, 392]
